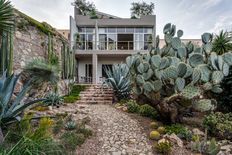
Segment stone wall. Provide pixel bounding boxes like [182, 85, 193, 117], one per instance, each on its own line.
[13, 10, 69, 96]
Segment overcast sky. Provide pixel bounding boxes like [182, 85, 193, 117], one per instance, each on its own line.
[11, 0, 232, 39]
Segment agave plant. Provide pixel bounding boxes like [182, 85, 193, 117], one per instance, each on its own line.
[212, 30, 232, 55]
[104, 64, 131, 101]
[43, 92, 64, 107]
[0, 72, 45, 143]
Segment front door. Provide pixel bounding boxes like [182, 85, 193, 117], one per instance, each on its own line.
[85, 64, 92, 83]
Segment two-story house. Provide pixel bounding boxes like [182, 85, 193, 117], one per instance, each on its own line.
[70, 7, 156, 84]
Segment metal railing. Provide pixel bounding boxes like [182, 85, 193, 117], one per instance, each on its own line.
[76, 76, 107, 84]
[73, 41, 153, 51]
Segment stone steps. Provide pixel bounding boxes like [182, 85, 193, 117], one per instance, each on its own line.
[77, 84, 113, 104]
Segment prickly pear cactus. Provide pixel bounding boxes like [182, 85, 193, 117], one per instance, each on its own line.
[126, 23, 232, 119]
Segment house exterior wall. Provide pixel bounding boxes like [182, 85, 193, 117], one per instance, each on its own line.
[71, 7, 156, 84]
[77, 56, 126, 84]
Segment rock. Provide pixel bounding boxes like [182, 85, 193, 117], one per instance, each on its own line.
[192, 128, 204, 136]
[164, 133, 183, 148]
[221, 145, 232, 152]
[122, 107, 127, 112]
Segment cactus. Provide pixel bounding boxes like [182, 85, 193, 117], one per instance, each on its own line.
[126, 23, 232, 122]
[150, 122, 159, 129]
[157, 127, 166, 134]
[189, 53, 204, 67]
[193, 99, 216, 112]
[150, 131, 160, 140]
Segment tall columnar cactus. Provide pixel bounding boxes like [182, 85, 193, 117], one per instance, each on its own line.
[126, 23, 232, 122]
[0, 30, 14, 75]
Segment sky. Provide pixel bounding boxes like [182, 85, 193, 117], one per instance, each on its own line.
[11, 0, 232, 39]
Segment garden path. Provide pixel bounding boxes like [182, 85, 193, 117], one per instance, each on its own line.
[75, 104, 154, 155]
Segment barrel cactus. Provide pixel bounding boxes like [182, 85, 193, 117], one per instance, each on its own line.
[126, 23, 232, 122]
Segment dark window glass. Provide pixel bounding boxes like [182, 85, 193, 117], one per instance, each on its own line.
[135, 28, 143, 33]
[117, 28, 125, 33]
[86, 28, 94, 33]
[78, 27, 85, 32]
[108, 28, 116, 33]
[126, 28, 134, 33]
[87, 34, 93, 50]
[79, 34, 86, 50]
[144, 34, 153, 50]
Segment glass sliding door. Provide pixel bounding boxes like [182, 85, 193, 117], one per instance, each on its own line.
[134, 34, 143, 50]
[108, 34, 117, 50]
[144, 34, 153, 50]
[99, 34, 107, 50]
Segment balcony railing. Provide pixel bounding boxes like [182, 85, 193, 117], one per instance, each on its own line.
[73, 41, 153, 51]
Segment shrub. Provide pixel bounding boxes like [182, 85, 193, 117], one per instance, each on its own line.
[0, 136, 64, 155]
[165, 124, 192, 141]
[76, 125, 93, 138]
[139, 104, 157, 119]
[203, 112, 232, 139]
[61, 132, 85, 151]
[64, 85, 85, 103]
[64, 96, 80, 103]
[155, 139, 172, 155]
[150, 131, 160, 140]
[53, 119, 64, 135]
[126, 100, 140, 113]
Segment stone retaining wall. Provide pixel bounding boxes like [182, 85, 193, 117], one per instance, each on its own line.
[13, 10, 69, 96]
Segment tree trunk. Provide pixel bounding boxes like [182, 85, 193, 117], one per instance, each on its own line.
[0, 127, 4, 144]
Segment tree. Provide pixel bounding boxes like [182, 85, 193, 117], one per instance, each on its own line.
[212, 30, 232, 55]
[130, 1, 154, 18]
[74, 0, 96, 16]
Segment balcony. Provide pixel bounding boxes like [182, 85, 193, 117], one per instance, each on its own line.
[73, 41, 153, 51]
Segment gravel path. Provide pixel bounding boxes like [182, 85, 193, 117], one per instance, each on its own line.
[76, 104, 153, 155]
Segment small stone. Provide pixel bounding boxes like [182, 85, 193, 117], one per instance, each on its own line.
[164, 133, 183, 147]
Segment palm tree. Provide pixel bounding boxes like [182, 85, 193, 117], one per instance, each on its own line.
[212, 30, 232, 55]
[0, 0, 14, 32]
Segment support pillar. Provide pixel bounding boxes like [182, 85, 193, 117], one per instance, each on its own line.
[92, 54, 98, 84]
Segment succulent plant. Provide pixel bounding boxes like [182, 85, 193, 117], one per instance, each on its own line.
[126, 23, 232, 122]
[150, 130, 160, 140]
[150, 122, 159, 129]
[65, 121, 77, 130]
[157, 127, 166, 134]
[104, 63, 131, 101]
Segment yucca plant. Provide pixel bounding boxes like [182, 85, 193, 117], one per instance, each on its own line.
[23, 58, 59, 86]
[0, 72, 45, 143]
[104, 64, 131, 101]
[0, 0, 14, 32]
[212, 30, 232, 55]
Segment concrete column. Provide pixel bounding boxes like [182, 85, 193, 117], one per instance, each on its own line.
[92, 54, 98, 84]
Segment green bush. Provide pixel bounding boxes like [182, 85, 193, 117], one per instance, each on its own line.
[76, 125, 93, 138]
[126, 100, 140, 113]
[203, 112, 232, 139]
[0, 137, 65, 155]
[139, 104, 157, 119]
[64, 85, 86, 103]
[61, 132, 85, 151]
[64, 96, 80, 103]
[155, 140, 172, 154]
[165, 124, 192, 141]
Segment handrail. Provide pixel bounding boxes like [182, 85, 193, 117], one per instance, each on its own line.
[72, 41, 152, 50]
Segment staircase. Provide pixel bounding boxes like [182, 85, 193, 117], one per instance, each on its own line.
[77, 85, 114, 104]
